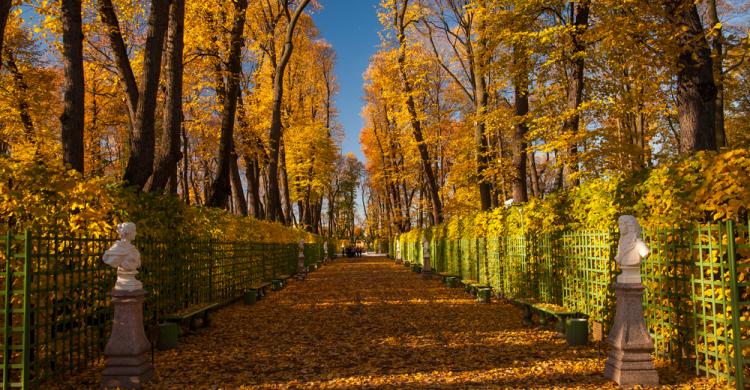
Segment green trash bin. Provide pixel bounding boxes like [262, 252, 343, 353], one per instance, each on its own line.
[244, 289, 258, 305]
[565, 318, 589, 346]
[158, 322, 179, 350]
[477, 288, 492, 304]
[446, 276, 458, 288]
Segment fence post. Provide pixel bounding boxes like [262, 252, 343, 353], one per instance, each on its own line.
[21, 230, 31, 387]
[726, 220, 744, 389]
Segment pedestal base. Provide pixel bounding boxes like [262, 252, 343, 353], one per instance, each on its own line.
[604, 283, 659, 387]
[101, 289, 153, 389]
[421, 269, 432, 279]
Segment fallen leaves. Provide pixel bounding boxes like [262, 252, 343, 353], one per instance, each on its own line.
[59, 257, 729, 389]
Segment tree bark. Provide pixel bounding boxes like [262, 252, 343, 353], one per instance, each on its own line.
[149, 0, 185, 192]
[706, 0, 726, 148]
[4, 49, 34, 139]
[120, 0, 170, 189]
[230, 150, 248, 216]
[562, 0, 589, 188]
[511, 44, 529, 203]
[98, 0, 139, 124]
[266, 0, 311, 222]
[206, 0, 248, 208]
[60, 0, 85, 173]
[394, 0, 443, 224]
[666, 0, 717, 154]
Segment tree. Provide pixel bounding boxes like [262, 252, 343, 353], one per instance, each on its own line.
[385, 0, 443, 224]
[206, 0, 249, 208]
[149, 0, 185, 193]
[60, 0, 85, 173]
[665, 0, 718, 154]
[99, 0, 170, 189]
[265, 0, 312, 222]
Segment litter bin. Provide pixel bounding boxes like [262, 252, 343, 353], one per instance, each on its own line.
[158, 322, 179, 350]
[477, 288, 492, 304]
[244, 289, 258, 305]
[565, 318, 588, 346]
[446, 277, 458, 288]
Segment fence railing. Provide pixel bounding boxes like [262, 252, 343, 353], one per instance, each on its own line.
[0, 230, 326, 389]
[398, 219, 750, 388]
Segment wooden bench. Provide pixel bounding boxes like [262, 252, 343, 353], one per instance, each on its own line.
[437, 272, 459, 283]
[250, 281, 272, 299]
[513, 298, 580, 334]
[163, 302, 220, 331]
[461, 279, 490, 296]
[272, 274, 293, 290]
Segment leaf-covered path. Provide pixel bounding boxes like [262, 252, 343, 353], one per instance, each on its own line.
[66, 257, 721, 389]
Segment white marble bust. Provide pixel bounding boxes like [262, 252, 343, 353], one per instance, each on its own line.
[396, 239, 401, 260]
[422, 236, 430, 259]
[103, 222, 143, 291]
[615, 215, 650, 284]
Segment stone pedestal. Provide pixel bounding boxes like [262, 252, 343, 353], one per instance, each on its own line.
[101, 289, 153, 389]
[604, 283, 659, 387]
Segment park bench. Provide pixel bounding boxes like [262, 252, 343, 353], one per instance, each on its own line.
[249, 281, 272, 299]
[513, 298, 580, 334]
[437, 272, 459, 284]
[163, 302, 220, 331]
[272, 274, 293, 290]
[461, 279, 490, 296]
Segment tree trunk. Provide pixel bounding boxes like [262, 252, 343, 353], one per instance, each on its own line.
[279, 139, 293, 224]
[667, 0, 717, 154]
[394, 2, 442, 224]
[0, 0, 11, 70]
[4, 49, 34, 139]
[206, 0, 248, 208]
[121, 0, 170, 189]
[562, 0, 589, 188]
[98, 0, 139, 124]
[60, 0, 85, 173]
[511, 44, 529, 203]
[230, 150, 248, 216]
[149, 0, 185, 192]
[706, 0, 726, 148]
[266, 0, 311, 222]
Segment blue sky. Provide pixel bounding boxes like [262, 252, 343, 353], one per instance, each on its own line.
[312, 0, 382, 161]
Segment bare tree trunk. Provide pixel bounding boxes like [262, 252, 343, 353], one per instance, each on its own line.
[393, 1, 442, 224]
[149, 0, 185, 192]
[181, 125, 190, 203]
[279, 139, 293, 224]
[97, 0, 138, 123]
[207, 0, 248, 207]
[60, 0, 85, 173]
[511, 44, 529, 203]
[266, 0, 311, 222]
[562, 0, 589, 188]
[666, 0, 717, 153]
[122, 0, 169, 189]
[230, 150, 248, 216]
[0, 0, 11, 70]
[706, 0, 726, 148]
[4, 50, 34, 139]
[528, 152, 541, 197]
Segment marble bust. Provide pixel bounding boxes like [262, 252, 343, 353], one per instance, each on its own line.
[103, 222, 143, 291]
[615, 215, 650, 284]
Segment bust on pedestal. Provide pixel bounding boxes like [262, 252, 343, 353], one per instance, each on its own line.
[421, 236, 432, 279]
[604, 215, 659, 387]
[101, 222, 153, 389]
[297, 239, 307, 280]
[395, 239, 402, 264]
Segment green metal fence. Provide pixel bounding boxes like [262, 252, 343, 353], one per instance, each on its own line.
[0, 229, 325, 389]
[400, 219, 750, 388]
